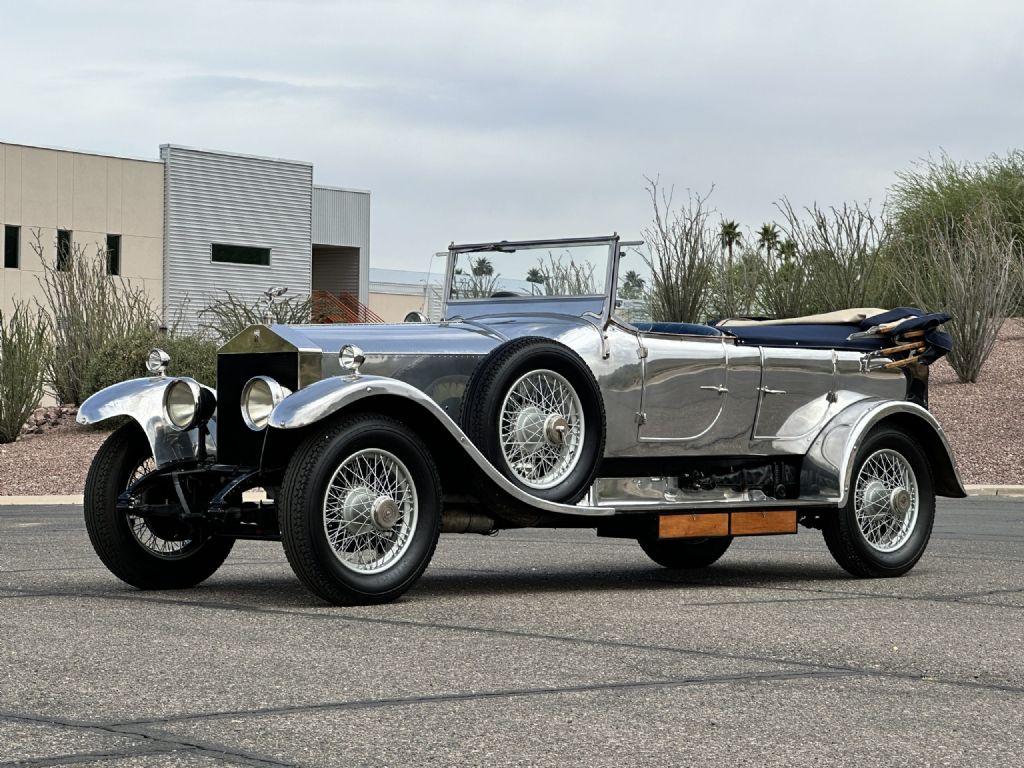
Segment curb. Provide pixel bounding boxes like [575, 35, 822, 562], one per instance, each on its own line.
[0, 495, 84, 506]
[963, 485, 1024, 498]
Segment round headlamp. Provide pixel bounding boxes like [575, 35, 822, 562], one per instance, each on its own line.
[241, 376, 290, 431]
[163, 378, 204, 430]
[146, 348, 171, 376]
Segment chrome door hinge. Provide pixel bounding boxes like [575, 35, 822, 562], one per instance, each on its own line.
[637, 345, 648, 359]
[635, 411, 647, 425]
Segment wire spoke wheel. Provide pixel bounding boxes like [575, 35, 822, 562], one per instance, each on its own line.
[124, 457, 194, 558]
[498, 369, 585, 490]
[322, 448, 419, 574]
[853, 448, 920, 553]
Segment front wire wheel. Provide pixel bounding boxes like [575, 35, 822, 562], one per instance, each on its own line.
[823, 427, 935, 578]
[280, 413, 441, 606]
[84, 423, 233, 589]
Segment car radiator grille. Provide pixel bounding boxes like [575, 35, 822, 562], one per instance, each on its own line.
[216, 352, 299, 467]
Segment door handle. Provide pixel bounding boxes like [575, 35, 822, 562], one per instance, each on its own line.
[699, 385, 729, 394]
[758, 386, 787, 395]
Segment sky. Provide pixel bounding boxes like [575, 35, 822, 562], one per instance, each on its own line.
[2, 0, 1022, 271]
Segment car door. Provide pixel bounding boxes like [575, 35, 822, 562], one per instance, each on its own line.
[752, 348, 836, 440]
[638, 332, 728, 441]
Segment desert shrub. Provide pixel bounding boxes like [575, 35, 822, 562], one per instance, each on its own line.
[757, 238, 814, 319]
[641, 177, 718, 323]
[890, 150, 1024, 254]
[82, 331, 220, 399]
[199, 289, 311, 342]
[31, 230, 156, 404]
[776, 199, 890, 314]
[895, 202, 1022, 382]
[0, 303, 50, 443]
[710, 244, 763, 320]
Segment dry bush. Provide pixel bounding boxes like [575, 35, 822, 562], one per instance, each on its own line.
[538, 251, 598, 296]
[775, 199, 889, 313]
[31, 230, 156, 405]
[641, 177, 718, 323]
[896, 203, 1022, 382]
[199, 290, 312, 342]
[0, 302, 50, 443]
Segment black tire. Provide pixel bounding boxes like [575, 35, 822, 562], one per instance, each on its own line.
[461, 338, 605, 503]
[279, 413, 442, 606]
[84, 423, 233, 590]
[822, 427, 935, 578]
[638, 536, 733, 569]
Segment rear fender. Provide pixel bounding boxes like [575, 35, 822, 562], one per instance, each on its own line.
[76, 377, 215, 467]
[802, 399, 966, 505]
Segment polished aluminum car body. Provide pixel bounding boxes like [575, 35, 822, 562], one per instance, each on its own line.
[78, 234, 965, 525]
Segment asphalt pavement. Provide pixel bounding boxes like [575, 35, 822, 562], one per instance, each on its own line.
[1, 497, 1022, 767]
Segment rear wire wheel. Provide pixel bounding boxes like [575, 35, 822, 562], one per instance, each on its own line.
[822, 427, 935, 577]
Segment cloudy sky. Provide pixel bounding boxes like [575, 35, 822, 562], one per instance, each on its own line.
[2, 0, 1022, 270]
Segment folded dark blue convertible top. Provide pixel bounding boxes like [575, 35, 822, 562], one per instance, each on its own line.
[724, 307, 952, 363]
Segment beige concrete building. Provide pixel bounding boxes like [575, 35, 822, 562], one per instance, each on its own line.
[368, 267, 444, 322]
[0, 142, 164, 316]
[1, 141, 371, 328]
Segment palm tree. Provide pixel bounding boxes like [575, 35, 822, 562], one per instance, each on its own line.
[525, 267, 545, 283]
[756, 223, 781, 260]
[719, 220, 743, 270]
[619, 269, 647, 300]
[471, 256, 493, 277]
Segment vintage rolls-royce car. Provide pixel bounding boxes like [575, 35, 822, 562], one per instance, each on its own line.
[78, 235, 965, 605]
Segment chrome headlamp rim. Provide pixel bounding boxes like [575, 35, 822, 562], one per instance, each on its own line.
[241, 375, 290, 432]
[162, 378, 202, 431]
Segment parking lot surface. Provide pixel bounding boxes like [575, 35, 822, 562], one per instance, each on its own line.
[1, 497, 1022, 767]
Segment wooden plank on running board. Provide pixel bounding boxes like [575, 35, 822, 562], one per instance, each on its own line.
[730, 510, 798, 536]
[659, 513, 729, 539]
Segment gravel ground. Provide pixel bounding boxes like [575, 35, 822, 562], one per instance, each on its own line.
[1, 321, 1021, 495]
[0, 423, 107, 496]
[929, 318, 1024, 485]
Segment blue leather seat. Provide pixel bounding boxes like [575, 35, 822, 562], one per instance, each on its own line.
[633, 322, 723, 337]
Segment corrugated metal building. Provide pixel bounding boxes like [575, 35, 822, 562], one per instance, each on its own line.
[160, 145, 370, 330]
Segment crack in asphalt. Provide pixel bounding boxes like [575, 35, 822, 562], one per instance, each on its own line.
[0, 711, 300, 768]
[2, 584, 1022, 698]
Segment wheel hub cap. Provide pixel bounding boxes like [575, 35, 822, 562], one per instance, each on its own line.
[371, 496, 401, 530]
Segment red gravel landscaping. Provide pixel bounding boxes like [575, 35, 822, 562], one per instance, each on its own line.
[929, 318, 1024, 486]
[1, 321, 1021, 496]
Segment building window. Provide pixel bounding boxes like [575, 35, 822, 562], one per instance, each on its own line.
[3, 225, 18, 269]
[106, 234, 121, 276]
[57, 229, 72, 271]
[211, 243, 271, 266]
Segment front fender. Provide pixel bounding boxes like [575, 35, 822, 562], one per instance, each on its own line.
[802, 399, 967, 505]
[77, 377, 215, 467]
[267, 374, 610, 517]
